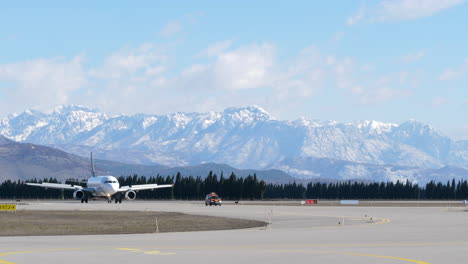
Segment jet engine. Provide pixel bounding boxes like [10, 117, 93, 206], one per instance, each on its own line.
[73, 190, 84, 200]
[124, 190, 136, 200]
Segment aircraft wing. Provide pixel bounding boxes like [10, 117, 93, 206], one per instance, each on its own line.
[26, 182, 84, 191]
[65, 179, 87, 187]
[118, 184, 173, 192]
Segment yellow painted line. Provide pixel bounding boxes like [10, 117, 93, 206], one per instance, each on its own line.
[270, 212, 392, 226]
[115, 248, 141, 251]
[371, 218, 391, 224]
[121, 246, 430, 264]
[143, 251, 176, 255]
[0, 259, 15, 264]
[143, 251, 161, 254]
[0, 251, 33, 258]
[115, 248, 176, 255]
[341, 252, 430, 264]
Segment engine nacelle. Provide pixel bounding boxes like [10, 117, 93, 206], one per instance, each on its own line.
[124, 190, 136, 200]
[73, 190, 84, 200]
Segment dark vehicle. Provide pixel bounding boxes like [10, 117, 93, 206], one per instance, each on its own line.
[205, 192, 222, 206]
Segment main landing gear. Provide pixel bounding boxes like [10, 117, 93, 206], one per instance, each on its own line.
[81, 198, 88, 203]
[112, 194, 123, 204]
[107, 198, 121, 203]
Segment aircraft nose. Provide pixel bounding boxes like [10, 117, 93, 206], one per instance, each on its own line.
[105, 183, 115, 193]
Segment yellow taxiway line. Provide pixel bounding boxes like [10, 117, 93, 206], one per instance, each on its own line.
[341, 252, 430, 264]
[5, 242, 468, 264]
[267, 211, 392, 226]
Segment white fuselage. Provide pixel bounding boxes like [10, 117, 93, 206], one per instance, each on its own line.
[87, 176, 120, 197]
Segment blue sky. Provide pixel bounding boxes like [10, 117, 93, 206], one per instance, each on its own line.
[0, 0, 467, 139]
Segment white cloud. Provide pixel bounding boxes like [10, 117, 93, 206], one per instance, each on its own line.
[377, 0, 465, 21]
[342, 69, 415, 104]
[361, 64, 375, 72]
[463, 124, 468, 140]
[349, 83, 412, 104]
[159, 12, 204, 38]
[439, 58, 468, 81]
[84, 40, 419, 114]
[451, 123, 468, 140]
[347, 7, 366, 25]
[331, 32, 345, 43]
[348, 0, 465, 25]
[96, 43, 329, 115]
[178, 43, 276, 91]
[183, 12, 204, 25]
[145, 66, 165, 77]
[0, 56, 86, 113]
[187, 43, 413, 106]
[401, 50, 425, 63]
[0, 41, 419, 117]
[271, 46, 327, 99]
[160, 21, 182, 37]
[89, 43, 166, 79]
[214, 44, 275, 90]
[196, 40, 233, 58]
[432, 97, 449, 106]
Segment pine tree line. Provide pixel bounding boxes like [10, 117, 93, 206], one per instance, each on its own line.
[265, 179, 468, 200]
[1, 173, 468, 200]
[0, 172, 266, 200]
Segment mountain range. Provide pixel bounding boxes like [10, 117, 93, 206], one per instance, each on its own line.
[0, 136, 293, 182]
[0, 105, 467, 183]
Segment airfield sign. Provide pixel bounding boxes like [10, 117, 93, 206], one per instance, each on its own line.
[0, 204, 16, 211]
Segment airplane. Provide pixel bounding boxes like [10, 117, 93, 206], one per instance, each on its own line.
[26, 153, 173, 203]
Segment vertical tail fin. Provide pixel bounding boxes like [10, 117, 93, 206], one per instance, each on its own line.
[91, 152, 96, 177]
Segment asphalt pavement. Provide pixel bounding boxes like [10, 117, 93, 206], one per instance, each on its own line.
[1, 200, 467, 264]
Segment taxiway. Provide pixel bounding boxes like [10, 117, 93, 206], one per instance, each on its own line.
[1, 200, 467, 264]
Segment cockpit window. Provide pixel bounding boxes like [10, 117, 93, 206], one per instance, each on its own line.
[103, 180, 118, 184]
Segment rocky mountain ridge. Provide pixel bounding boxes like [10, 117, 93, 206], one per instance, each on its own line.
[1, 105, 466, 183]
[0, 136, 293, 182]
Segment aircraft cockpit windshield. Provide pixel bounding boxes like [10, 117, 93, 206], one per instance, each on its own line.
[104, 180, 118, 183]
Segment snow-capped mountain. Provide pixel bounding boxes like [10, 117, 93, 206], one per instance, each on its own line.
[272, 156, 468, 183]
[0, 105, 466, 183]
[0, 136, 293, 182]
[0, 105, 107, 144]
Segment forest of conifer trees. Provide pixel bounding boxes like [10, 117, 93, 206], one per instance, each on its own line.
[1, 172, 468, 200]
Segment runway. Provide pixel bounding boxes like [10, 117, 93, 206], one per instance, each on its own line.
[1, 200, 467, 264]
